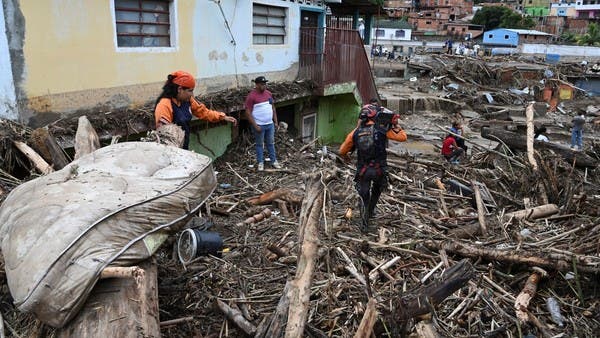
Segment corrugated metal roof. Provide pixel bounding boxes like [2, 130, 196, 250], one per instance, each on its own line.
[504, 29, 554, 36]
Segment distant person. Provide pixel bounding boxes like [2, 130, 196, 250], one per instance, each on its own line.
[154, 70, 237, 149]
[449, 121, 468, 153]
[571, 112, 586, 150]
[534, 126, 549, 142]
[245, 76, 281, 171]
[441, 134, 464, 164]
[358, 19, 365, 42]
[445, 39, 453, 54]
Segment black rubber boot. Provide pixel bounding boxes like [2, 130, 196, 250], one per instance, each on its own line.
[360, 203, 369, 233]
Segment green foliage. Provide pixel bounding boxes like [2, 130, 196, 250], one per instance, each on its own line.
[472, 7, 535, 30]
[576, 23, 600, 46]
[560, 31, 578, 43]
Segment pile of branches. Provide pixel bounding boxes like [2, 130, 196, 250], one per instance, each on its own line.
[154, 129, 600, 337]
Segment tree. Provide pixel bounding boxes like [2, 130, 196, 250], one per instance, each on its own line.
[576, 23, 600, 46]
[472, 7, 535, 31]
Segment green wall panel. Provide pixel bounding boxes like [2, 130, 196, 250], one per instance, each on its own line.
[317, 94, 360, 144]
[188, 123, 231, 160]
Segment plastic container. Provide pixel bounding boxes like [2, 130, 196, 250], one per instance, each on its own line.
[177, 228, 223, 264]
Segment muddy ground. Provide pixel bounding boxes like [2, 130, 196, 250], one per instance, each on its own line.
[0, 55, 599, 337]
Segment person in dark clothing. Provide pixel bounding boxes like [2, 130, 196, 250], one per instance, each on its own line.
[339, 105, 407, 232]
[154, 70, 237, 149]
[449, 121, 468, 153]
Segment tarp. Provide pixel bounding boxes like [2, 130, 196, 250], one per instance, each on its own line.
[0, 142, 216, 327]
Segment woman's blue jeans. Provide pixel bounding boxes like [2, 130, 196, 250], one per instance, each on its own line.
[571, 129, 583, 149]
[253, 123, 277, 164]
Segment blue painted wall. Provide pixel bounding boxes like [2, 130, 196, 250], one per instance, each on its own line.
[483, 29, 519, 47]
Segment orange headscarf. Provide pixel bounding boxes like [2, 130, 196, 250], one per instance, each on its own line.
[170, 70, 196, 88]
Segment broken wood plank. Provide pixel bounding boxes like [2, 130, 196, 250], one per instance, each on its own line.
[57, 260, 159, 338]
[396, 259, 474, 321]
[13, 141, 54, 175]
[74, 115, 100, 160]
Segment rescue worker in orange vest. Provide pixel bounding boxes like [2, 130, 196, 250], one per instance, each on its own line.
[340, 104, 407, 232]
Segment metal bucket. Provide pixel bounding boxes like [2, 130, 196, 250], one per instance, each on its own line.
[177, 228, 223, 264]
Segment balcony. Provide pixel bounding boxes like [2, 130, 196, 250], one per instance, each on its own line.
[298, 27, 379, 103]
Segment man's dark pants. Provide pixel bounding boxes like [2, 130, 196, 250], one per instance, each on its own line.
[356, 167, 387, 232]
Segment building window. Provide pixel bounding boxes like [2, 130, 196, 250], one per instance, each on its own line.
[395, 29, 405, 38]
[488, 34, 493, 38]
[253, 3, 286, 45]
[426, 21, 432, 24]
[462, 28, 466, 31]
[114, 0, 172, 47]
[376, 29, 385, 37]
[504, 35, 509, 39]
[451, 27, 455, 31]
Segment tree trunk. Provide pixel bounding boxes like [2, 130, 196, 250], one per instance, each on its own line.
[504, 204, 559, 220]
[481, 127, 598, 168]
[424, 239, 600, 273]
[56, 260, 159, 338]
[396, 259, 474, 321]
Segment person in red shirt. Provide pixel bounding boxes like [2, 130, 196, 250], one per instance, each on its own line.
[245, 76, 281, 171]
[441, 134, 464, 164]
[154, 70, 237, 149]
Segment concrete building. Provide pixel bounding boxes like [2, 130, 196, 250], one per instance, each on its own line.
[483, 28, 554, 47]
[521, 0, 553, 16]
[0, 0, 381, 157]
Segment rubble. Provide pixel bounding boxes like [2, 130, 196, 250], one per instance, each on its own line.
[0, 55, 599, 337]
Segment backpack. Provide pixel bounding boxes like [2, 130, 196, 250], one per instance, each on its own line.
[356, 125, 376, 160]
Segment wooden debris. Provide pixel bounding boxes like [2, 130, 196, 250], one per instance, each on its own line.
[57, 260, 159, 338]
[504, 203, 559, 220]
[74, 115, 100, 159]
[12, 141, 53, 174]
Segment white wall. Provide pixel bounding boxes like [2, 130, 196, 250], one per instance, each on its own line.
[0, 3, 18, 120]
[521, 43, 600, 58]
[371, 27, 412, 43]
[194, 1, 320, 80]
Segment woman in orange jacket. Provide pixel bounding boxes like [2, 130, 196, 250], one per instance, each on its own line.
[154, 70, 237, 149]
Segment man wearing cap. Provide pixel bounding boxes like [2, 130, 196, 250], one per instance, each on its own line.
[154, 70, 237, 149]
[245, 76, 281, 171]
[339, 104, 407, 232]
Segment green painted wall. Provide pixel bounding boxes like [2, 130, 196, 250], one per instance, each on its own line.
[188, 123, 232, 160]
[524, 7, 549, 16]
[317, 93, 360, 144]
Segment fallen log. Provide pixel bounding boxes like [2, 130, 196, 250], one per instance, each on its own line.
[396, 259, 474, 321]
[57, 260, 159, 338]
[285, 171, 332, 338]
[514, 268, 546, 323]
[481, 127, 598, 168]
[216, 299, 257, 336]
[504, 204, 559, 221]
[254, 281, 292, 338]
[424, 239, 600, 273]
[246, 188, 304, 206]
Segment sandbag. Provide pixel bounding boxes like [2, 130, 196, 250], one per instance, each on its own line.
[0, 142, 216, 327]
